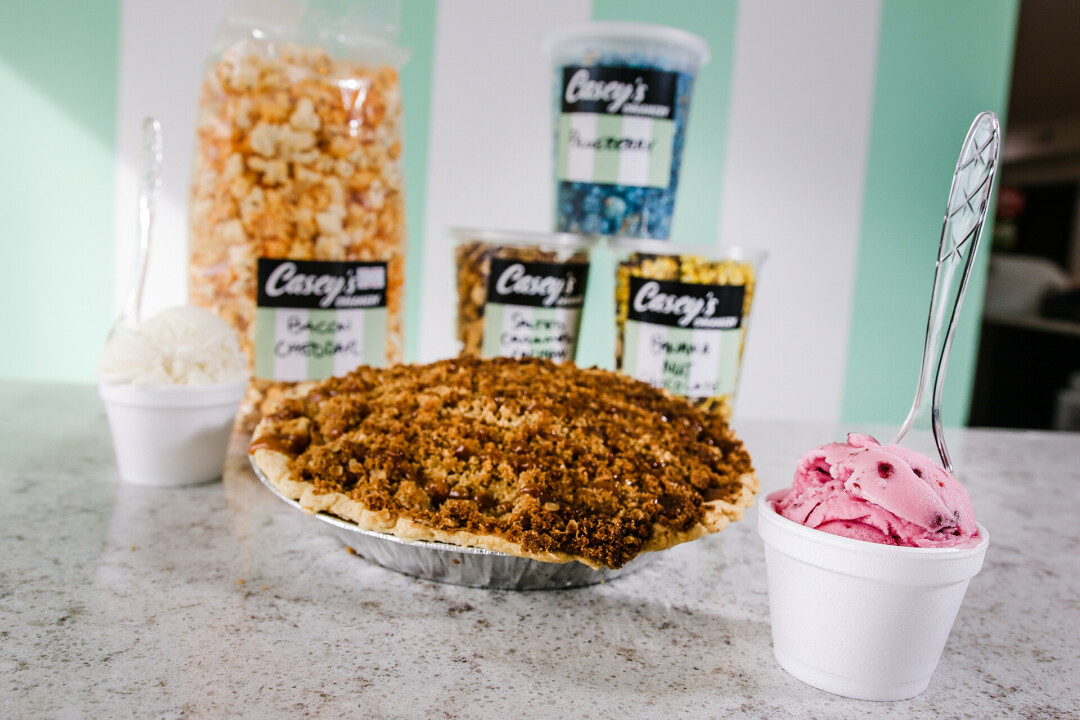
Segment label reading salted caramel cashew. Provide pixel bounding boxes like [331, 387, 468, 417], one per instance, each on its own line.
[254, 258, 388, 381]
[481, 257, 589, 362]
[622, 276, 745, 398]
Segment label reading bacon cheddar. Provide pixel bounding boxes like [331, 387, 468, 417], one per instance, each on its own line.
[254, 258, 388, 381]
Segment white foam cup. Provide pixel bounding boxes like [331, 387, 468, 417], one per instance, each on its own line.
[758, 490, 989, 701]
[99, 379, 248, 487]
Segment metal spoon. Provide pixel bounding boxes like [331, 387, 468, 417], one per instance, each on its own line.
[891, 112, 1001, 473]
[107, 118, 163, 341]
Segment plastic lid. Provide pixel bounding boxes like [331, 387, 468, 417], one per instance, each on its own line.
[609, 237, 766, 265]
[543, 21, 710, 67]
[451, 227, 599, 250]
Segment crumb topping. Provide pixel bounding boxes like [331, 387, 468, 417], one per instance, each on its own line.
[250, 356, 755, 568]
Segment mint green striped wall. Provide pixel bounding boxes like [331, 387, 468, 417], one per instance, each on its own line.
[0, 1, 119, 383]
[842, 0, 1019, 427]
[575, 0, 739, 369]
[400, 1, 438, 363]
[0, 0, 1023, 432]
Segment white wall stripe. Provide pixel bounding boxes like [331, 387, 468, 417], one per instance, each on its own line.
[417, 0, 593, 362]
[719, 0, 882, 424]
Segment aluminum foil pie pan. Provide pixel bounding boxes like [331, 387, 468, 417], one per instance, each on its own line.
[250, 457, 656, 590]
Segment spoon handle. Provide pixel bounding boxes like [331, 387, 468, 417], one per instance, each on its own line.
[891, 112, 1001, 472]
[119, 118, 164, 330]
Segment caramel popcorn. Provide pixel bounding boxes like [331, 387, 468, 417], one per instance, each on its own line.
[189, 44, 406, 431]
[615, 248, 758, 420]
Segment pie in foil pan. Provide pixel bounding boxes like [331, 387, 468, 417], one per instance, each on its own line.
[246, 357, 758, 590]
[251, 456, 656, 590]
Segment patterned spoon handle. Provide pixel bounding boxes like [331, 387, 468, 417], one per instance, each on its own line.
[891, 112, 1001, 473]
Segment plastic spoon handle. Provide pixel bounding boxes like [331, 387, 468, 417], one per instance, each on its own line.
[891, 112, 1001, 472]
[110, 118, 163, 340]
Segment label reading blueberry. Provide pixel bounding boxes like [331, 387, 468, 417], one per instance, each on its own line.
[557, 66, 678, 189]
[622, 276, 746, 398]
[481, 258, 590, 362]
[254, 258, 388, 381]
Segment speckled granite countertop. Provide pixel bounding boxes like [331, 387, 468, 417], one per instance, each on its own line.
[2, 381, 1078, 719]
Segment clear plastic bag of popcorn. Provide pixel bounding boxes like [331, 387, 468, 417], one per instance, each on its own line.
[189, 0, 408, 431]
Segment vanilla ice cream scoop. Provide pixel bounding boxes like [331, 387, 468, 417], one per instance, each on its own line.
[98, 305, 248, 387]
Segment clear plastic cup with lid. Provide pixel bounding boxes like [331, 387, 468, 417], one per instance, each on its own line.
[543, 22, 710, 240]
[452, 228, 598, 363]
[611, 238, 765, 420]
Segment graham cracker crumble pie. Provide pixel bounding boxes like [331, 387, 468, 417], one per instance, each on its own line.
[249, 356, 758, 569]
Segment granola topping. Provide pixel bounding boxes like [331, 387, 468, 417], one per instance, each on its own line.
[250, 356, 756, 568]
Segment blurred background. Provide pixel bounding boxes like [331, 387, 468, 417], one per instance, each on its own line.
[2, 0, 1076, 431]
[970, 0, 1080, 432]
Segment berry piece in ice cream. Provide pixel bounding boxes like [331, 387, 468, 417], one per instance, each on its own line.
[773, 433, 980, 548]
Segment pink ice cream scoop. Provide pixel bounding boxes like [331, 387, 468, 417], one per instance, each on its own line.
[773, 433, 980, 548]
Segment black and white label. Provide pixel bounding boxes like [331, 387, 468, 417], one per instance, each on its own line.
[557, 65, 679, 188]
[486, 258, 589, 309]
[481, 258, 590, 362]
[622, 276, 746, 397]
[254, 259, 389, 380]
[560, 66, 678, 118]
[256, 259, 387, 310]
[627, 277, 744, 329]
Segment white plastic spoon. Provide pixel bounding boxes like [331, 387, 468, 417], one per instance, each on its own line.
[107, 118, 163, 341]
